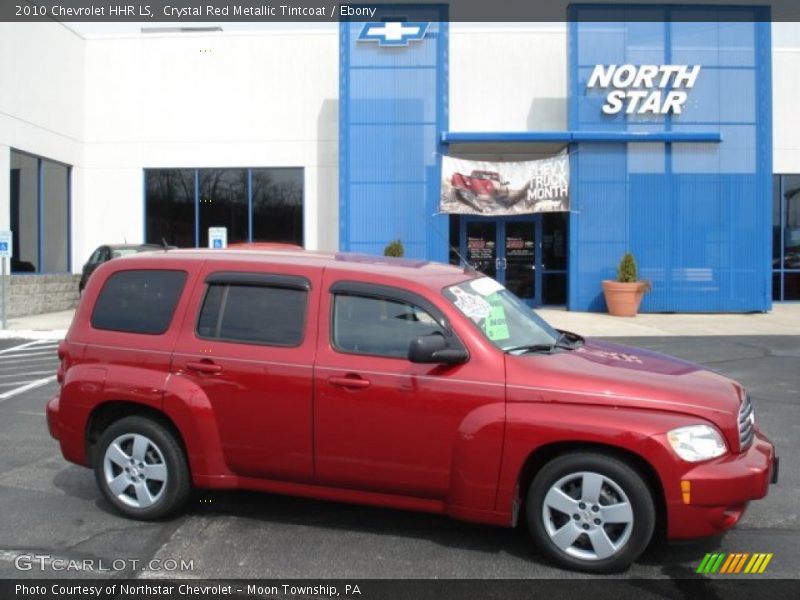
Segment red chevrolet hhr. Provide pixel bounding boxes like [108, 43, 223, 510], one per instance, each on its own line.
[47, 248, 777, 572]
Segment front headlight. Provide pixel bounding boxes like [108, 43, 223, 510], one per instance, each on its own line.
[667, 424, 727, 462]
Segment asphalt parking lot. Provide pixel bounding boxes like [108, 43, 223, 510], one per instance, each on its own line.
[0, 335, 797, 584]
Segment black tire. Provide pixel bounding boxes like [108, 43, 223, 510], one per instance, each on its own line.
[526, 452, 655, 573]
[93, 416, 191, 520]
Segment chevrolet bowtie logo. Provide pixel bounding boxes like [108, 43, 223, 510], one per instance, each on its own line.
[358, 22, 429, 46]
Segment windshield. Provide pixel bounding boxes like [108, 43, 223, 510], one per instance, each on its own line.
[443, 278, 559, 352]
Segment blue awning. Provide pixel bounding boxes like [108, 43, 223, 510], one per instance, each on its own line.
[440, 131, 723, 144]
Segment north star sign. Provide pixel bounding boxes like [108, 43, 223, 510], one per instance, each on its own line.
[587, 64, 701, 115]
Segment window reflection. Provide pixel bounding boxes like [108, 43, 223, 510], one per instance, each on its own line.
[9, 151, 39, 272]
[9, 150, 70, 273]
[772, 174, 800, 301]
[144, 168, 304, 249]
[145, 169, 195, 248]
[199, 169, 248, 248]
[252, 168, 303, 245]
[784, 176, 800, 271]
[42, 160, 69, 272]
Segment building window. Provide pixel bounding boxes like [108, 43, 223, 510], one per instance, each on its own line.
[773, 175, 800, 301]
[9, 150, 70, 273]
[252, 168, 303, 245]
[145, 169, 195, 248]
[144, 168, 303, 248]
[199, 169, 248, 248]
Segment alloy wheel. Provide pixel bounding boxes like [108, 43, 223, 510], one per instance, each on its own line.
[541, 470, 634, 561]
[102, 433, 168, 509]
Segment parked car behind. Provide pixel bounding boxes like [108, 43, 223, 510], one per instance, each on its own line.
[79, 244, 165, 293]
[49, 249, 777, 573]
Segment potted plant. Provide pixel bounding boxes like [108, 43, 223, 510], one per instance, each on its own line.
[602, 252, 651, 317]
[384, 239, 404, 257]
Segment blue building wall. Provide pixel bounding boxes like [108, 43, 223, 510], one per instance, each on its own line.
[340, 5, 772, 312]
[568, 6, 773, 312]
[339, 6, 448, 262]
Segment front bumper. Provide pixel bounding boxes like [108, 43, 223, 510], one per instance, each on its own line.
[667, 430, 777, 539]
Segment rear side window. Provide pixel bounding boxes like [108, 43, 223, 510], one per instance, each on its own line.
[91, 270, 187, 335]
[197, 284, 307, 347]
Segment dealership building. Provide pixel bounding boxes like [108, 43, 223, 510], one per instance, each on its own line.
[1, 5, 799, 315]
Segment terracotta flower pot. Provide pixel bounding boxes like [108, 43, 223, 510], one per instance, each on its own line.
[602, 280, 647, 317]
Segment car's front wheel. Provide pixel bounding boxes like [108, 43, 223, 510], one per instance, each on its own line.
[526, 452, 655, 573]
[94, 416, 191, 520]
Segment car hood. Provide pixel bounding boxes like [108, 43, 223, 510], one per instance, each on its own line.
[505, 338, 743, 424]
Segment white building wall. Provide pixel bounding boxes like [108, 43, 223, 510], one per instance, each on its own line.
[772, 47, 800, 174]
[81, 29, 339, 265]
[449, 27, 568, 133]
[0, 21, 84, 258]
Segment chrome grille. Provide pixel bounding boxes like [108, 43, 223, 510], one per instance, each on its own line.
[738, 394, 755, 450]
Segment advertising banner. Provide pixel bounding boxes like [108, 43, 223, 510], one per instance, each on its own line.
[440, 152, 569, 215]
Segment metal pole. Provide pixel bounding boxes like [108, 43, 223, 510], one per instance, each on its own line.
[1, 256, 6, 330]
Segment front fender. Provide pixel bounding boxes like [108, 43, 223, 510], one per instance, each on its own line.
[446, 401, 506, 517]
[495, 403, 693, 519]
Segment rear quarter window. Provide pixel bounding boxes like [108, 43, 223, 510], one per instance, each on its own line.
[91, 269, 187, 335]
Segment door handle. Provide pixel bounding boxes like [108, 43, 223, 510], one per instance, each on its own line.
[186, 360, 223, 375]
[328, 376, 371, 389]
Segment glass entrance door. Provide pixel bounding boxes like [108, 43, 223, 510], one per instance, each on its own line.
[460, 217, 541, 306]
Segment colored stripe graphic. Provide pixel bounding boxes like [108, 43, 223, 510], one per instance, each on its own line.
[750, 554, 766, 573]
[696, 553, 713, 574]
[720, 553, 736, 573]
[758, 554, 773, 573]
[697, 552, 772, 574]
[712, 553, 726, 573]
[734, 553, 749, 573]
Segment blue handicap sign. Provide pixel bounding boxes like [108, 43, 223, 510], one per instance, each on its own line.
[0, 242, 7, 252]
[213, 239, 222, 248]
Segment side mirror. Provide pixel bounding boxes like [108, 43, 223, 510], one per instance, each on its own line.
[408, 334, 468, 365]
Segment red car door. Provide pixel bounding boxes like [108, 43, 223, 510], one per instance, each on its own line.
[171, 265, 320, 482]
[313, 276, 506, 507]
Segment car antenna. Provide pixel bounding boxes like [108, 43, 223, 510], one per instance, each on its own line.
[452, 244, 477, 275]
[161, 238, 170, 252]
[428, 215, 477, 275]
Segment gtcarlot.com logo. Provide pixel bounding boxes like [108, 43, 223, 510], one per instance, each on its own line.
[697, 552, 773, 574]
[13, 553, 194, 573]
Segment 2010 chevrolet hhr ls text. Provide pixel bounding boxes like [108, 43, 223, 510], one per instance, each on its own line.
[47, 249, 778, 572]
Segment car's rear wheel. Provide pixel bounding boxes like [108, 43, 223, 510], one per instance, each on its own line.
[94, 416, 190, 520]
[526, 452, 655, 573]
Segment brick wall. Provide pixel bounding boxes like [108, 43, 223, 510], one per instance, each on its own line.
[0, 274, 80, 318]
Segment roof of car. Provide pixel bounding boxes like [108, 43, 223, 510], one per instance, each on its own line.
[115, 248, 476, 286]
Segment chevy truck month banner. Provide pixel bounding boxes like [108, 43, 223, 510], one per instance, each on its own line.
[440, 152, 569, 216]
